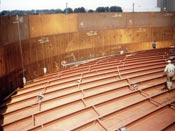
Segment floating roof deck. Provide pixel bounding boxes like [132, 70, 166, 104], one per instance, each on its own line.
[0, 48, 175, 131]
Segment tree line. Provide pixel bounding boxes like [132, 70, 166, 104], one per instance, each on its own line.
[0, 6, 122, 16]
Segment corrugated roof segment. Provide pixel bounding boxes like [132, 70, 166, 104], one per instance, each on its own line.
[0, 48, 175, 131]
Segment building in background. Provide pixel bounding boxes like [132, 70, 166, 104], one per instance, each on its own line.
[157, 0, 175, 12]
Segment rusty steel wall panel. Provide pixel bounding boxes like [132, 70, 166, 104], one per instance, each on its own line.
[0, 16, 18, 45]
[126, 13, 135, 28]
[0, 17, 8, 45]
[4, 44, 21, 73]
[152, 27, 174, 41]
[173, 14, 175, 26]
[28, 15, 42, 38]
[150, 13, 174, 27]
[133, 13, 150, 27]
[0, 12, 174, 46]
[0, 47, 5, 77]
[78, 13, 127, 31]
[18, 16, 29, 41]
[78, 12, 175, 31]
[29, 14, 78, 38]
[0, 16, 29, 46]
[7, 16, 19, 44]
[22, 34, 70, 80]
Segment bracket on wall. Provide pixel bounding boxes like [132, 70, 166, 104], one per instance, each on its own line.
[38, 37, 49, 44]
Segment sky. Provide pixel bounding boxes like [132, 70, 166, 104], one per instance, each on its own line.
[0, 0, 160, 12]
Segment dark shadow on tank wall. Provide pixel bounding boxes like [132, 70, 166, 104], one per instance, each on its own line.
[0, 70, 24, 131]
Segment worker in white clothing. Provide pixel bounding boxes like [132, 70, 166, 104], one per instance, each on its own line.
[163, 60, 175, 90]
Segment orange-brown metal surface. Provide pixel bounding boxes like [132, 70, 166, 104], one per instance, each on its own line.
[0, 48, 175, 131]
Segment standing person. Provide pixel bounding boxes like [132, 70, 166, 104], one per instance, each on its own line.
[163, 60, 175, 90]
[152, 41, 156, 49]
